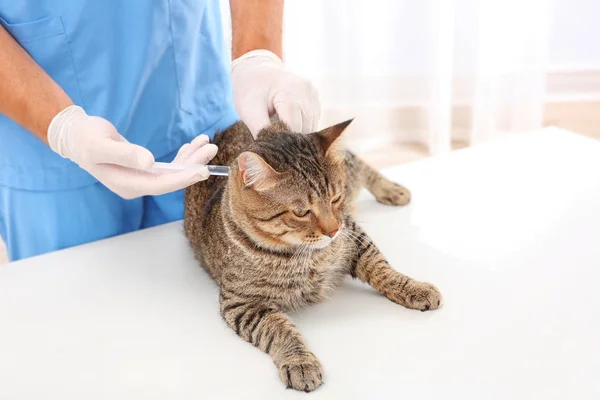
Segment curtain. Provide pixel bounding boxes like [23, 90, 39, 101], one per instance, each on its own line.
[279, 0, 555, 155]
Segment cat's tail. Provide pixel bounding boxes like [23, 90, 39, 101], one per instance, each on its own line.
[344, 151, 411, 206]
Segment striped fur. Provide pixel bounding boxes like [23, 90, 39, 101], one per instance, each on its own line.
[184, 121, 441, 392]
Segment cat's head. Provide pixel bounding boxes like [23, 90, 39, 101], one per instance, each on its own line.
[228, 119, 353, 252]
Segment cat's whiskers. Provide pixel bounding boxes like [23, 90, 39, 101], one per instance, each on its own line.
[266, 243, 310, 287]
[299, 249, 313, 275]
[288, 241, 311, 272]
[284, 244, 305, 276]
[303, 245, 315, 268]
[340, 229, 370, 248]
[343, 230, 369, 247]
[289, 243, 307, 265]
[295, 243, 310, 267]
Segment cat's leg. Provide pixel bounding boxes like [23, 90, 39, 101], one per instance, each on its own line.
[346, 221, 442, 311]
[344, 151, 411, 206]
[220, 289, 324, 392]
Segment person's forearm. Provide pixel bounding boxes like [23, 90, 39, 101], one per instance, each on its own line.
[230, 0, 283, 60]
[0, 26, 73, 143]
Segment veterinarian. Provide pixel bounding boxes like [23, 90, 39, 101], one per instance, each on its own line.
[0, 1, 320, 261]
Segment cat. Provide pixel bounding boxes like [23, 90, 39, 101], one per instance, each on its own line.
[184, 119, 442, 392]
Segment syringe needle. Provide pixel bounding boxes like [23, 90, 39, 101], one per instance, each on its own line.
[152, 162, 230, 176]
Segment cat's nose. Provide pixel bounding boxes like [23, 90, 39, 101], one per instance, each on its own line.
[327, 228, 339, 238]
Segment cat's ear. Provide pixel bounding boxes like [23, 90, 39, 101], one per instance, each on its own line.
[314, 119, 353, 154]
[237, 152, 281, 190]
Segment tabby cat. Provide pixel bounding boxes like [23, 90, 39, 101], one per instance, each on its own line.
[184, 119, 442, 392]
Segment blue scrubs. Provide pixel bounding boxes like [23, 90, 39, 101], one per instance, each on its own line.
[0, 1, 239, 261]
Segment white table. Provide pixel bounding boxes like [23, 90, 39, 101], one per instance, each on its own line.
[1, 128, 599, 399]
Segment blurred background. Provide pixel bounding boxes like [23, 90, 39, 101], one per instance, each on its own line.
[222, 0, 600, 165]
[1, 0, 598, 262]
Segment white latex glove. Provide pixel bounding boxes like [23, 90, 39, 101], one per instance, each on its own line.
[48, 105, 217, 199]
[231, 49, 321, 137]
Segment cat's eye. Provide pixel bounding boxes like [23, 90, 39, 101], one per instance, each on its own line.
[293, 209, 311, 218]
[331, 195, 342, 204]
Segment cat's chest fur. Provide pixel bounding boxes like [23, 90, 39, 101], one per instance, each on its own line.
[223, 239, 352, 311]
[279, 257, 348, 310]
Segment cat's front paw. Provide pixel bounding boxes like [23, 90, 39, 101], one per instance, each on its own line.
[373, 180, 411, 206]
[279, 355, 324, 392]
[403, 281, 442, 311]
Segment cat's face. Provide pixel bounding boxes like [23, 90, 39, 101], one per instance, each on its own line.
[229, 120, 352, 252]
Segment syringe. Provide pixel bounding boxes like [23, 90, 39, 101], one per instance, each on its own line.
[152, 162, 230, 176]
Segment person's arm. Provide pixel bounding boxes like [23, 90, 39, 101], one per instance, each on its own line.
[0, 25, 73, 143]
[229, 0, 321, 136]
[230, 0, 283, 60]
[0, 25, 217, 199]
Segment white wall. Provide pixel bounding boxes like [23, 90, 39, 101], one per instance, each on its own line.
[220, 0, 600, 147]
[223, 0, 600, 72]
[286, 0, 600, 71]
[548, 0, 600, 69]
[286, 0, 600, 75]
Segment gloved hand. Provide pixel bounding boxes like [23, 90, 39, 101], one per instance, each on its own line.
[48, 105, 217, 199]
[231, 49, 321, 137]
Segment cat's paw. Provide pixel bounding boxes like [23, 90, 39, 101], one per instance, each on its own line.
[372, 180, 411, 206]
[279, 356, 324, 392]
[402, 281, 442, 311]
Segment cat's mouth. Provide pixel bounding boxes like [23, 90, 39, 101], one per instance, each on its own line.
[310, 239, 333, 250]
[304, 228, 343, 250]
[279, 225, 344, 250]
